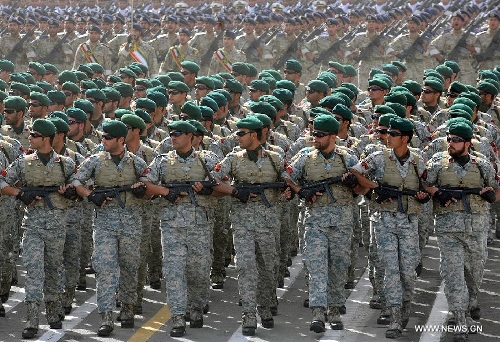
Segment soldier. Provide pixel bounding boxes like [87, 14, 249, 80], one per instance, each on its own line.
[283, 114, 359, 333]
[0, 16, 30, 70]
[70, 120, 147, 337]
[1, 96, 30, 148]
[116, 24, 158, 77]
[210, 116, 286, 336]
[190, 16, 220, 75]
[141, 120, 219, 337]
[165, 81, 191, 120]
[0, 118, 76, 339]
[73, 26, 113, 76]
[264, 18, 297, 70]
[160, 28, 199, 74]
[351, 117, 429, 338]
[475, 11, 500, 70]
[423, 120, 498, 341]
[209, 30, 247, 75]
[235, 17, 263, 71]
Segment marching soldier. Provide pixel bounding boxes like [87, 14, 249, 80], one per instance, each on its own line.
[73, 26, 113, 76]
[160, 28, 199, 74]
[0, 16, 30, 70]
[474, 10, 500, 70]
[116, 25, 158, 77]
[209, 30, 247, 75]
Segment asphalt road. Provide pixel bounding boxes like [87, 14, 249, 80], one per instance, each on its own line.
[1, 234, 500, 342]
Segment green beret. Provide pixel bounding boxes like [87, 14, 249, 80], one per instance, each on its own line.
[313, 114, 339, 133]
[448, 121, 473, 139]
[28, 85, 44, 93]
[80, 80, 97, 91]
[446, 117, 473, 128]
[29, 61, 46, 75]
[309, 107, 332, 117]
[181, 101, 202, 120]
[180, 61, 200, 73]
[127, 65, 142, 76]
[403, 92, 417, 106]
[210, 76, 223, 89]
[62, 81, 80, 94]
[328, 62, 345, 73]
[458, 92, 481, 107]
[453, 97, 476, 110]
[102, 120, 128, 137]
[378, 114, 398, 127]
[86, 62, 104, 74]
[151, 78, 163, 87]
[113, 82, 134, 97]
[168, 80, 190, 93]
[187, 119, 207, 133]
[479, 69, 499, 82]
[435, 64, 453, 78]
[155, 75, 172, 87]
[391, 86, 411, 94]
[147, 91, 167, 107]
[195, 76, 215, 90]
[134, 109, 152, 124]
[259, 95, 284, 110]
[272, 88, 293, 103]
[11, 82, 30, 96]
[449, 103, 473, 116]
[246, 63, 258, 77]
[382, 63, 399, 76]
[317, 72, 337, 88]
[136, 98, 156, 111]
[369, 67, 384, 78]
[343, 64, 357, 77]
[477, 80, 499, 95]
[37, 81, 54, 93]
[10, 73, 26, 83]
[225, 78, 244, 93]
[333, 92, 353, 107]
[261, 77, 276, 90]
[168, 120, 197, 133]
[29, 92, 50, 106]
[449, 81, 467, 94]
[166, 72, 184, 82]
[232, 62, 250, 75]
[58, 70, 78, 83]
[250, 79, 270, 92]
[368, 78, 389, 90]
[0, 79, 8, 91]
[340, 82, 359, 96]
[135, 78, 152, 88]
[318, 94, 345, 109]
[285, 59, 302, 72]
[483, 78, 499, 90]
[66, 107, 87, 122]
[424, 78, 444, 92]
[333, 86, 355, 100]
[449, 109, 472, 120]
[102, 87, 121, 101]
[251, 113, 272, 127]
[249, 101, 277, 119]
[200, 96, 219, 111]
[121, 113, 146, 129]
[307, 80, 329, 93]
[374, 73, 393, 87]
[108, 75, 121, 83]
[206, 92, 227, 106]
[0, 90, 7, 102]
[374, 105, 396, 115]
[384, 92, 407, 106]
[130, 62, 148, 74]
[425, 72, 445, 84]
[114, 109, 134, 119]
[200, 106, 214, 118]
[0, 59, 15, 72]
[4, 96, 27, 111]
[262, 69, 282, 81]
[218, 72, 234, 80]
[391, 60, 407, 72]
[32, 118, 56, 136]
[73, 70, 89, 81]
[401, 80, 422, 94]
[49, 111, 69, 124]
[389, 118, 414, 132]
[386, 102, 406, 118]
[276, 80, 297, 92]
[119, 67, 137, 78]
[78, 64, 95, 76]
[74, 99, 94, 114]
[47, 117, 69, 133]
[332, 104, 352, 120]
[93, 77, 107, 89]
[258, 71, 274, 80]
[85, 88, 106, 101]
[236, 116, 263, 130]
[444, 60, 460, 73]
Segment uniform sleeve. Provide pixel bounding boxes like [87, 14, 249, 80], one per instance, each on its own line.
[69, 154, 99, 186]
[350, 150, 380, 176]
[133, 155, 148, 177]
[62, 157, 77, 180]
[210, 152, 235, 179]
[139, 156, 164, 184]
[479, 159, 500, 189]
[0, 157, 24, 189]
[282, 152, 307, 183]
[423, 154, 440, 186]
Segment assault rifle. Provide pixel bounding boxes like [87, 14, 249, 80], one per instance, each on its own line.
[5, 29, 35, 61]
[374, 182, 429, 214]
[200, 30, 225, 67]
[396, 18, 447, 60]
[307, 28, 359, 71]
[17, 186, 71, 209]
[243, 28, 270, 59]
[474, 28, 500, 67]
[353, 24, 392, 62]
[434, 186, 495, 214]
[162, 179, 218, 206]
[89, 184, 146, 208]
[234, 182, 287, 207]
[263, 25, 280, 44]
[43, 29, 74, 63]
[304, 23, 326, 42]
[272, 29, 306, 70]
[299, 175, 349, 203]
[445, 15, 484, 62]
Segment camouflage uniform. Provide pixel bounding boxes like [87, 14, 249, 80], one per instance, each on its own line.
[148, 33, 176, 66]
[69, 149, 147, 316]
[474, 28, 500, 70]
[387, 33, 429, 81]
[191, 32, 220, 75]
[116, 39, 159, 76]
[0, 32, 30, 71]
[160, 44, 200, 73]
[301, 33, 345, 82]
[26, 35, 74, 71]
[208, 47, 247, 75]
[73, 40, 113, 75]
[235, 33, 262, 71]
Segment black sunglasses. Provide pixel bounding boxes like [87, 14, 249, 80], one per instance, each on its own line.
[371, 114, 381, 120]
[102, 135, 116, 140]
[375, 128, 388, 134]
[283, 70, 297, 74]
[447, 136, 465, 143]
[312, 131, 331, 138]
[29, 132, 44, 138]
[194, 85, 208, 91]
[368, 86, 383, 92]
[134, 87, 146, 92]
[387, 130, 403, 137]
[421, 89, 436, 94]
[446, 92, 459, 98]
[168, 90, 181, 95]
[4, 109, 17, 114]
[29, 102, 41, 107]
[235, 130, 254, 137]
[231, 72, 241, 77]
[169, 131, 185, 137]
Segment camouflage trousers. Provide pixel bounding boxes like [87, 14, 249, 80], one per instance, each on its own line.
[148, 214, 162, 284]
[0, 197, 16, 297]
[160, 205, 212, 316]
[60, 205, 83, 291]
[212, 198, 231, 279]
[92, 206, 142, 313]
[372, 211, 420, 307]
[348, 198, 364, 282]
[79, 201, 94, 284]
[304, 204, 354, 308]
[22, 207, 67, 303]
[418, 201, 433, 260]
[137, 203, 154, 304]
[369, 218, 385, 301]
[435, 211, 489, 312]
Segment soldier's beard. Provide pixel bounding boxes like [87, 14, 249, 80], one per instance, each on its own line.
[448, 145, 466, 158]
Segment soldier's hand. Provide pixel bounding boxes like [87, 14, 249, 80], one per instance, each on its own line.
[164, 187, 183, 203]
[231, 188, 253, 203]
[415, 191, 431, 204]
[284, 186, 295, 200]
[16, 191, 39, 206]
[193, 182, 213, 196]
[88, 191, 108, 207]
[61, 185, 81, 201]
[341, 172, 358, 188]
[480, 187, 496, 203]
[131, 182, 147, 198]
[298, 188, 317, 203]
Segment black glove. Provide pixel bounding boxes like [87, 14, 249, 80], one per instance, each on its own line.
[62, 186, 81, 201]
[231, 188, 252, 203]
[88, 190, 108, 207]
[164, 187, 182, 203]
[342, 173, 358, 189]
[433, 189, 454, 207]
[197, 186, 213, 196]
[131, 184, 147, 198]
[374, 186, 391, 204]
[16, 191, 38, 206]
[416, 192, 431, 204]
[298, 188, 316, 202]
[480, 189, 496, 203]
